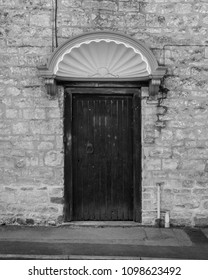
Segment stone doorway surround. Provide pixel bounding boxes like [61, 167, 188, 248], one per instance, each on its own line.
[38, 31, 167, 223]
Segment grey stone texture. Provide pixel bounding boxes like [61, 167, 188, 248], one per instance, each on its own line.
[0, 0, 208, 226]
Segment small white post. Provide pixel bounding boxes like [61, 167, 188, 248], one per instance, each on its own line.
[165, 211, 170, 228]
[157, 184, 160, 219]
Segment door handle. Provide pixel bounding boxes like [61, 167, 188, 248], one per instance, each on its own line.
[86, 142, 94, 154]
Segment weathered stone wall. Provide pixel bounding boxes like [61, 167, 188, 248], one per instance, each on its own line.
[0, 0, 64, 225]
[0, 0, 208, 226]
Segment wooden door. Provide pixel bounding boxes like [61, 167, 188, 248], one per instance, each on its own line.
[64, 88, 141, 221]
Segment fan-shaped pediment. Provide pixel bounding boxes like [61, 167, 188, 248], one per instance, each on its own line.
[54, 39, 151, 79]
[38, 31, 167, 96]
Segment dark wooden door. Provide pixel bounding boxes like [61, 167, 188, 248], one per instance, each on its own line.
[64, 88, 141, 221]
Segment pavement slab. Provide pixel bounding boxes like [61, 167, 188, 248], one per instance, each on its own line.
[0, 225, 208, 259]
[172, 228, 193, 246]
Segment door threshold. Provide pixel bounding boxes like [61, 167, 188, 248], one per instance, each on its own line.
[59, 221, 142, 228]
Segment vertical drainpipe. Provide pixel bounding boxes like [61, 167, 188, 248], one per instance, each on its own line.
[155, 183, 162, 227]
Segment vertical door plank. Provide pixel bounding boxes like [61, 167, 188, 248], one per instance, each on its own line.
[111, 98, 118, 220]
[105, 98, 112, 220]
[117, 98, 123, 220]
[73, 98, 84, 220]
[133, 92, 141, 222]
[100, 99, 107, 220]
[87, 99, 95, 220]
[94, 98, 101, 220]
[64, 91, 73, 221]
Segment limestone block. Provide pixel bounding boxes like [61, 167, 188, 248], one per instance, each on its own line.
[54, 167, 64, 184]
[142, 200, 154, 211]
[13, 97, 34, 108]
[6, 109, 18, 119]
[124, 13, 146, 28]
[19, 53, 49, 67]
[62, 0, 82, 8]
[168, 120, 189, 129]
[1, 96, 12, 106]
[30, 120, 62, 135]
[49, 187, 63, 197]
[61, 27, 83, 37]
[44, 151, 63, 167]
[143, 193, 152, 200]
[30, 13, 50, 27]
[151, 170, 168, 180]
[0, 0, 16, 6]
[38, 142, 54, 151]
[33, 97, 58, 108]
[143, 135, 155, 144]
[160, 130, 174, 141]
[175, 194, 200, 209]
[175, 3, 192, 14]
[17, 189, 49, 204]
[25, 156, 39, 167]
[193, 189, 208, 195]
[21, 167, 54, 183]
[1, 157, 14, 168]
[23, 109, 46, 120]
[50, 197, 64, 204]
[0, 122, 11, 134]
[56, 136, 63, 149]
[194, 3, 208, 14]
[159, 3, 176, 15]
[119, 0, 140, 12]
[146, 159, 161, 171]
[41, 136, 55, 141]
[33, 206, 61, 216]
[10, 67, 38, 78]
[183, 15, 199, 27]
[166, 14, 183, 28]
[162, 159, 178, 170]
[47, 108, 60, 118]
[5, 87, 21, 96]
[64, 8, 91, 26]
[182, 180, 194, 189]
[146, 14, 166, 27]
[149, 147, 172, 158]
[140, 2, 158, 13]
[174, 129, 195, 140]
[191, 66, 208, 78]
[181, 160, 205, 171]
[12, 122, 29, 134]
[187, 148, 208, 159]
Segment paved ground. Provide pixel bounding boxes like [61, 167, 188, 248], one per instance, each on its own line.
[0, 223, 208, 259]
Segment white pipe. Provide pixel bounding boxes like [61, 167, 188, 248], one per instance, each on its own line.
[157, 184, 160, 219]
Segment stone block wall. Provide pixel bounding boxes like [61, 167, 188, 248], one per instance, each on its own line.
[0, 0, 208, 226]
[0, 0, 64, 225]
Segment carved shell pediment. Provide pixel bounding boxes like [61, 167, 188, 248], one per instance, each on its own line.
[38, 31, 167, 96]
[54, 39, 151, 78]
